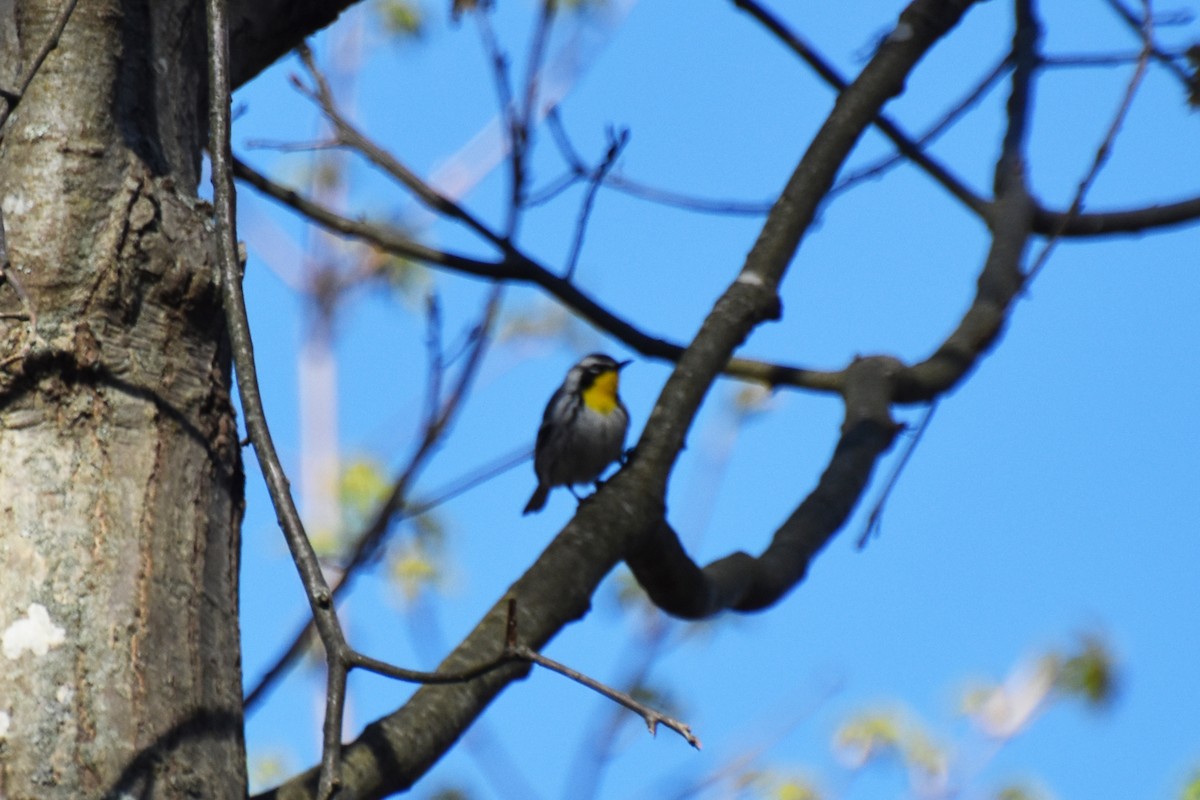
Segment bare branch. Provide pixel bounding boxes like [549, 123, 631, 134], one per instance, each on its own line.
[832, 53, 1011, 199]
[732, 0, 991, 219]
[626, 357, 903, 616]
[1103, 0, 1193, 89]
[511, 640, 701, 749]
[625, 0, 1029, 618]
[604, 174, 775, 215]
[1028, 0, 1154, 283]
[207, 2, 350, 796]
[233, 156, 847, 394]
[534, 109, 774, 214]
[292, 44, 511, 251]
[244, 288, 503, 710]
[856, 402, 938, 549]
[509, 0, 558, 233]
[1032, 195, 1200, 235]
[564, 127, 629, 280]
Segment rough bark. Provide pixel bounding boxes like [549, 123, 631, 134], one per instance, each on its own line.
[0, 1, 245, 797]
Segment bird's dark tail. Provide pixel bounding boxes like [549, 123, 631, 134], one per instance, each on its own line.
[523, 484, 549, 515]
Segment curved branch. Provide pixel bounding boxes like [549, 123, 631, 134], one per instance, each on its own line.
[625, 0, 1028, 618]
[895, 0, 1038, 401]
[627, 357, 902, 617]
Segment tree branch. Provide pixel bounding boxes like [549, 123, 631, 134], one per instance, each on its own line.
[1027, 0, 1152, 284]
[228, 0, 357, 89]
[1032, 194, 1200, 236]
[244, 287, 501, 710]
[208, 1, 353, 796]
[625, 0, 1030, 619]
[291, 44, 512, 251]
[626, 357, 902, 617]
[732, 0, 991, 219]
[258, 3, 983, 797]
[232, 156, 847, 394]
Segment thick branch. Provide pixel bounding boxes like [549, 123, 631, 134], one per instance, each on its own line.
[627, 358, 903, 617]
[626, 0, 1030, 617]
[895, 0, 1038, 401]
[228, 0, 357, 89]
[629, 0, 980, 490]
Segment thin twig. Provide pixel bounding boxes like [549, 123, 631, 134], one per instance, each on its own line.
[206, 1, 350, 796]
[244, 287, 503, 710]
[564, 127, 629, 280]
[509, 640, 701, 749]
[350, 647, 512, 685]
[509, 0, 557, 232]
[1103, 0, 1191, 88]
[545, 107, 586, 172]
[292, 44, 510, 251]
[352, 598, 701, 755]
[732, 0, 991, 219]
[855, 402, 937, 549]
[1042, 48, 1183, 68]
[534, 107, 773, 215]
[421, 292, 445, 430]
[473, 7, 524, 237]
[233, 157, 846, 394]
[832, 53, 1011, 199]
[503, 600, 701, 749]
[248, 450, 521, 705]
[604, 174, 774, 215]
[1026, 0, 1153, 284]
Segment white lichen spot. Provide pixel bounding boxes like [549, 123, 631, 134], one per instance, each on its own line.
[0, 710, 10, 738]
[1, 192, 32, 216]
[56, 684, 75, 705]
[735, 272, 765, 287]
[2, 603, 67, 660]
[889, 22, 914, 42]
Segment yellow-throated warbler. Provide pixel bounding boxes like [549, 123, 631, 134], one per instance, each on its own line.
[523, 353, 631, 514]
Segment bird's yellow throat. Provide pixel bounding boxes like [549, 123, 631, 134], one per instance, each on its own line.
[582, 370, 621, 415]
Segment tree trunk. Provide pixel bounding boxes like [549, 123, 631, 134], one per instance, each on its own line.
[0, 1, 245, 797]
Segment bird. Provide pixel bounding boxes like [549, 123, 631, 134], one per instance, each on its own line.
[523, 353, 631, 515]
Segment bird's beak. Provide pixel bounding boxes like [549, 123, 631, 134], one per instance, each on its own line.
[617, 359, 632, 370]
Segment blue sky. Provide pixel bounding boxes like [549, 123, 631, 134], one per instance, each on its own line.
[231, 2, 1200, 797]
